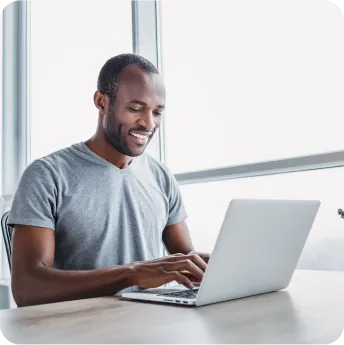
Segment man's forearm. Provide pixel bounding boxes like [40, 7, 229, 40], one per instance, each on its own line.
[12, 264, 136, 307]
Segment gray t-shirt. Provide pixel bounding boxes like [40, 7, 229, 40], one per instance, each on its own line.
[8, 142, 187, 274]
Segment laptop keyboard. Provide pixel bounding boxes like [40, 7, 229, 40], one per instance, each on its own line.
[159, 288, 199, 299]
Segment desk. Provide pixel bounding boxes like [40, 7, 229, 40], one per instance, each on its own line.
[0, 270, 343, 344]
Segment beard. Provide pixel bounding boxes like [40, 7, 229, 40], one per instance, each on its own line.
[103, 109, 154, 157]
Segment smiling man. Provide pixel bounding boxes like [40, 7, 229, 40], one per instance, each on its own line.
[8, 54, 209, 307]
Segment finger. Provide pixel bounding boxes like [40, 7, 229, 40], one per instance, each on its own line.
[143, 260, 203, 282]
[182, 271, 203, 283]
[144, 253, 185, 264]
[166, 260, 204, 282]
[150, 253, 204, 266]
[184, 253, 207, 271]
[167, 271, 194, 290]
[145, 253, 207, 272]
[141, 252, 208, 273]
[148, 269, 194, 289]
[198, 252, 211, 263]
[146, 259, 204, 281]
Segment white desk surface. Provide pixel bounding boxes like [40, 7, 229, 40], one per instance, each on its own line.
[0, 269, 343, 344]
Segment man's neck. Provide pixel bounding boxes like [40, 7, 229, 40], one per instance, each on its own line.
[84, 135, 133, 169]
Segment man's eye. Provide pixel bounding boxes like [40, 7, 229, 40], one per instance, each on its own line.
[153, 111, 162, 116]
[129, 108, 140, 112]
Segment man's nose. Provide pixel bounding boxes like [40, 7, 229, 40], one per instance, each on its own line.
[138, 112, 156, 131]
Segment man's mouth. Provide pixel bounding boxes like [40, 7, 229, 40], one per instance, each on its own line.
[129, 130, 152, 142]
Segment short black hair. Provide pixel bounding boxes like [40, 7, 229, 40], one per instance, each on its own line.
[97, 53, 159, 104]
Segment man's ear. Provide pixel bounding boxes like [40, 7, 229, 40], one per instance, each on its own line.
[94, 91, 107, 115]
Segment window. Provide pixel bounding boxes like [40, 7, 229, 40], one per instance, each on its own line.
[0, 11, 2, 195]
[161, 1, 344, 173]
[30, 1, 132, 161]
[0, 11, 4, 278]
[180, 167, 344, 271]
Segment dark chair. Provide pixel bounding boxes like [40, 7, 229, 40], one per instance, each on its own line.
[1, 211, 13, 272]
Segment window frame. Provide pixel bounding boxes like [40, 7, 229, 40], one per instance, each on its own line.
[3, 1, 344, 198]
[157, 0, 344, 185]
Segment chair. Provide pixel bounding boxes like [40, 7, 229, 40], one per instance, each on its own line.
[1, 211, 13, 272]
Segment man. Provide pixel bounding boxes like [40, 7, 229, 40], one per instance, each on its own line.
[8, 54, 209, 307]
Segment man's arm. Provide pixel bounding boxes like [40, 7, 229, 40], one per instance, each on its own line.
[11, 225, 135, 307]
[162, 221, 210, 264]
[12, 225, 206, 307]
[162, 165, 210, 265]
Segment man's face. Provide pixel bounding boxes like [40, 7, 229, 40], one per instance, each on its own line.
[103, 65, 165, 157]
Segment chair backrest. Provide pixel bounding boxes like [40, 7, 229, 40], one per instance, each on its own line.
[1, 211, 13, 272]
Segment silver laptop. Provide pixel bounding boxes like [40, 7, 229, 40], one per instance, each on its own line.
[122, 198, 320, 307]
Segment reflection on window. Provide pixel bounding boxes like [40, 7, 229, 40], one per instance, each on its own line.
[161, 1, 344, 173]
[30, 1, 132, 161]
[180, 167, 344, 271]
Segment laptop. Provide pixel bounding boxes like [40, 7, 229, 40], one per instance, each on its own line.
[122, 198, 320, 307]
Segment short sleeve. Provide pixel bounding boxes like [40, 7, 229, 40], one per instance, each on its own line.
[166, 172, 188, 226]
[8, 160, 57, 230]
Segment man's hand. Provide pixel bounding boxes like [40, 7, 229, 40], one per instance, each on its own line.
[130, 252, 208, 290]
[189, 251, 210, 264]
[182, 251, 210, 284]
